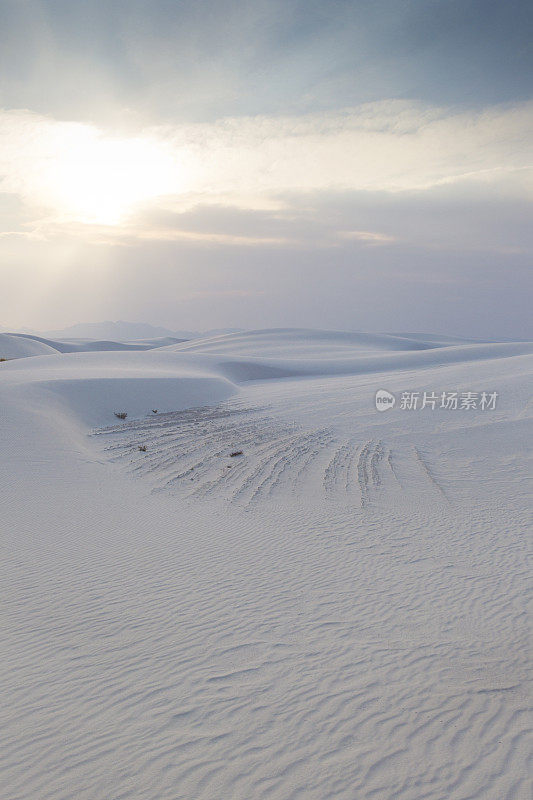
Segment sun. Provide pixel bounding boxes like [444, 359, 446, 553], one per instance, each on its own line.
[49, 127, 184, 225]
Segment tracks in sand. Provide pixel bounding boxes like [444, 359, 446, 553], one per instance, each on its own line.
[93, 404, 452, 508]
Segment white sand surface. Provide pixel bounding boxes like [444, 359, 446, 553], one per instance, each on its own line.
[3, 332, 187, 356]
[1, 329, 531, 799]
[0, 332, 59, 359]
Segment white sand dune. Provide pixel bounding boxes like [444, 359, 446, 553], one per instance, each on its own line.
[3, 329, 530, 427]
[4, 331, 186, 356]
[1, 329, 531, 800]
[0, 331, 59, 359]
[162, 327, 439, 354]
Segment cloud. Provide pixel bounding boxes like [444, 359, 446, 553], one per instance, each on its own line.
[156, 100, 532, 200]
[0, 98, 531, 338]
[338, 230, 396, 244]
[0, 100, 531, 240]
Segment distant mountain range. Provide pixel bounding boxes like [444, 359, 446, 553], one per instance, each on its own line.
[12, 321, 245, 341]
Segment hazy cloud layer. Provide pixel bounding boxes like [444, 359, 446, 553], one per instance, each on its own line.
[1, 100, 531, 225]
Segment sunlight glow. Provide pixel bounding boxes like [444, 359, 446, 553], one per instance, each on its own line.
[50, 128, 184, 224]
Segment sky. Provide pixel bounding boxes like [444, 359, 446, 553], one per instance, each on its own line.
[0, 0, 531, 337]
